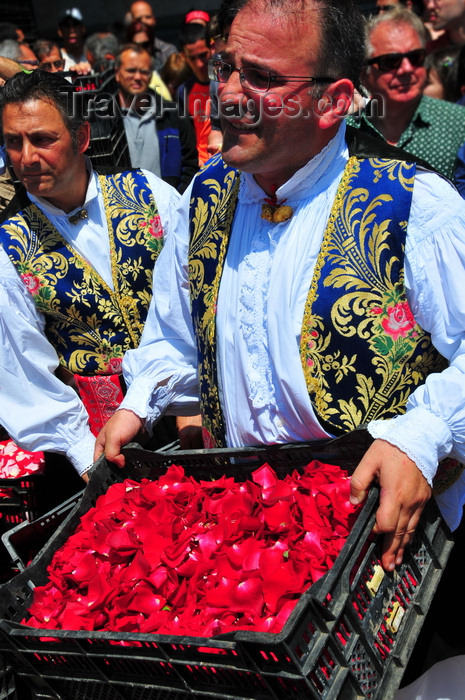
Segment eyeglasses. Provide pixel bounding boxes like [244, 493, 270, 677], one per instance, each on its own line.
[19, 59, 40, 68]
[366, 49, 426, 72]
[208, 58, 335, 93]
[40, 59, 65, 71]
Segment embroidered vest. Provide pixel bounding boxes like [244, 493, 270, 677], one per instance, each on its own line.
[189, 154, 447, 450]
[1, 170, 164, 376]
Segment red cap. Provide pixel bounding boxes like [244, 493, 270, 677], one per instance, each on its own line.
[185, 10, 211, 24]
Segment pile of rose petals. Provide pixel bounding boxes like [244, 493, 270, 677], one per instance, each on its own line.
[0, 439, 45, 505]
[0, 440, 45, 480]
[22, 461, 362, 637]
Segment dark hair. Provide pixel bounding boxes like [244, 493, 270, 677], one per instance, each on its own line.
[32, 39, 61, 62]
[425, 46, 461, 102]
[178, 22, 209, 51]
[0, 22, 20, 43]
[0, 70, 86, 151]
[217, 0, 365, 89]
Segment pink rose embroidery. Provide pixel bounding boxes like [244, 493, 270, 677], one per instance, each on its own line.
[107, 357, 123, 374]
[381, 302, 416, 340]
[21, 273, 42, 296]
[148, 215, 163, 239]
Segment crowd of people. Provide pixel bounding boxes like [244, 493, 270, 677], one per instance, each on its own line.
[1, 0, 465, 697]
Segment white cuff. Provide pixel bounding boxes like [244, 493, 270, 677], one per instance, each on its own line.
[368, 407, 453, 486]
[66, 429, 96, 476]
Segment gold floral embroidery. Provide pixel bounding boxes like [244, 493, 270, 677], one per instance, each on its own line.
[189, 157, 241, 445]
[300, 157, 446, 432]
[2, 171, 161, 375]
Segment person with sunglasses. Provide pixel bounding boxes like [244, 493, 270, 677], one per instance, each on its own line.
[33, 40, 65, 74]
[348, 7, 465, 180]
[97, 0, 465, 589]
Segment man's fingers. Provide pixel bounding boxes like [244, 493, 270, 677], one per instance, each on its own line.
[374, 495, 425, 570]
[93, 435, 105, 462]
[350, 439, 431, 571]
[350, 462, 377, 505]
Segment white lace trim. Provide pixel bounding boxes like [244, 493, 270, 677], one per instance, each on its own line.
[239, 219, 277, 411]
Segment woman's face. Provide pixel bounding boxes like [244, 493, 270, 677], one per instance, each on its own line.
[424, 68, 445, 100]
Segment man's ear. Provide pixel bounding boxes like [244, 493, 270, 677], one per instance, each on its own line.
[76, 121, 91, 154]
[315, 78, 355, 129]
[57, 26, 63, 39]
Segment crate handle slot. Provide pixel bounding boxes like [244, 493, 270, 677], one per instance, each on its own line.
[386, 601, 405, 634]
[366, 564, 385, 597]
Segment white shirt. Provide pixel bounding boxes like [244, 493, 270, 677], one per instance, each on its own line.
[122, 123, 465, 531]
[123, 102, 161, 178]
[0, 167, 179, 475]
[61, 48, 87, 72]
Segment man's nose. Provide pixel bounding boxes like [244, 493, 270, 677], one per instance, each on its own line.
[21, 140, 39, 166]
[397, 56, 415, 72]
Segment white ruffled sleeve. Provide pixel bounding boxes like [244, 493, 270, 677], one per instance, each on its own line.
[0, 247, 95, 476]
[368, 170, 465, 528]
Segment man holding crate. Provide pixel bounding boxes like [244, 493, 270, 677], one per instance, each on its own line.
[96, 0, 465, 575]
[0, 69, 183, 482]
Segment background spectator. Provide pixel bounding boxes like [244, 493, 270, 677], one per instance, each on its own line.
[84, 32, 119, 73]
[33, 40, 65, 73]
[128, 1, 176, 72]
[57, 7, 91, 73]
[178, 21, 213, 166]
[126, 20, 171, 100]
[424, 46, 461, 100]
[424, 0, 465, 51]
[0, 38, 38, 70]
[159, 52, 193, 100]
[184, 9, 211, 25]
[89, 43, 197, 192]
[349, 7, 465, 180]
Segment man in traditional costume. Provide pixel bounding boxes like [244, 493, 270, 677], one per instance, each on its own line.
[0, 69, 180, 480]
[96, 0, 465, 573]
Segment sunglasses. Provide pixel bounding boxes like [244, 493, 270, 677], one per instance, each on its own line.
[40, 59, 65, 71]
[366, 49, 426, 72]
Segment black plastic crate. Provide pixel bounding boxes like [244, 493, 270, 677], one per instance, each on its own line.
[1, 492, 84, 573]
[0, 432, 453, 700]
[0, 474, 48, 535]
[87, 114, 131, 174]
[0, 654, 15, 700]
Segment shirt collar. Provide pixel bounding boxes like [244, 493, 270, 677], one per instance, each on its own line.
[27, 158, 99, 218]
[410, 95, 431, 128]
[240, 121, 349, 203]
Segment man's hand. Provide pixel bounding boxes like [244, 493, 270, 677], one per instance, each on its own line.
[350, 439, 432, 572]
[69, 61, 92, 76]
[176, 415, 203, 449]
[94, 409, 145, 468]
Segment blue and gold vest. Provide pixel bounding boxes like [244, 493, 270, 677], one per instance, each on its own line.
[189, 154, 447, 449]
[1, 170, 163, 375]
